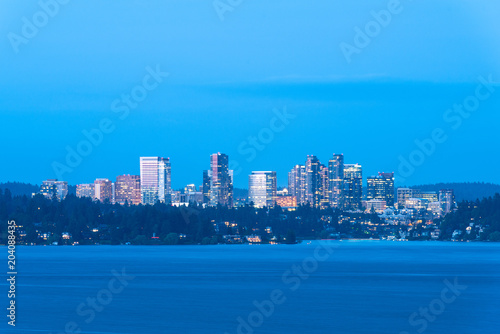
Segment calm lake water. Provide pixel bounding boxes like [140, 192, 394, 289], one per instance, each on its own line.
[1, 241, 499, 334]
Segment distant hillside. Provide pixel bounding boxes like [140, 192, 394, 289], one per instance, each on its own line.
[0, 182, 39, 197]
[409, 182, 500, 202]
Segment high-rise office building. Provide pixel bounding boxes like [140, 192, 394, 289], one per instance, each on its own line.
[288, 165, 306, 205]
[367, 172, 395, 206]
[305, 155, 323, 208]
[320, 165, 329, 208]
[40, 179, 68, 201]
[140, 157, 171, 205]
[76, 183, 94, 198]
[248, 171, 277, 208]
[158, 158, 172, 204]
[94, 178, 113, 203]
[115, 175, 141, 205]
[439, 189, 455, 215]
[207, 153, 233, 207]
[343, 164, 363, 210]
[328, 154, 344, 208]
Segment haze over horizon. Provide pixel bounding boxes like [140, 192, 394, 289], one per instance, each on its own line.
[1, 0, 500, 188]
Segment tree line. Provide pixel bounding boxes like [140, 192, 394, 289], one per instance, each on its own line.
[439, 193, 500, 241]
[0, 188, 383, 245]
[1, 188, 499, 245]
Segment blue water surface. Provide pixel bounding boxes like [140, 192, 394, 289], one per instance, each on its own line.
[1, 241, 499, 334]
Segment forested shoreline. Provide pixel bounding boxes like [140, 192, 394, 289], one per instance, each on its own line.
[1, 188, 499, 245]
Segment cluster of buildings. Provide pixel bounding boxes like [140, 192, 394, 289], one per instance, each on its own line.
[285, 154, 391, 211]
[38, 152, 455, 218]
[396, 188, 455, 217]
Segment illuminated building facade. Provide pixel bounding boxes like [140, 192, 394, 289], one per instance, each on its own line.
[320, 165, 329, 208]
[405, 198, 429, 211]
[328, 154, 344, 208]
[365, 199, 387, 213]
[397, 188, 421, 209]
[94, 178, 113, 203]
[115, 174, 141, 205]
[248, 171, 277, 208]
[76, 183, 94, 198]
[140, 156, 171, 205]
[207, 153, 233, 207]
[421, 191, 438, 203]
[343, 164, 362, 210]
[40, 179, 68, 201]
[275, 195, 298, 208]
[305, 155, 323, 208]
[439, 189, 455, 215]
[288, 165, 306, 205]
[397, 188, 411, 209]
[367, 172, 395, 206]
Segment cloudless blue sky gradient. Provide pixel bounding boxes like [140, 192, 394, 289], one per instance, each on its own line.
[1, 0, 499, 188]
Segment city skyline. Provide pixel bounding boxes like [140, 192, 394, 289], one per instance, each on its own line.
[37, 152, 453, 217]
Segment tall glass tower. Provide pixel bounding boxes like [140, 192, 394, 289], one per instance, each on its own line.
[328, 154, 344, 208]
[248, 171, 277, 208]
[343, 163, 363, 211]
[367, 172, 395, 206]
[140, 157, 171, 205]
[288, 165, 306, 205]
[208, 153, 233, 207]
[305, 155, 322, 208]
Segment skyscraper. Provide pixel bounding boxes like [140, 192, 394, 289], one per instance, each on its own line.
[207, 153, 233, 207]
[94, 178, 113, 203]
[367, 172, 395, 206]
[343, 164, 363, 211]
[140, 157, 171, 205]
[248, 171, 277, 208]
[328, 154, 344, 208]
[288, 165, 306, 205]
[320, 165, 329, 208]
[115, 175, 141, 205]
[305, 155, 323, 208]
[158, 158, 172, 203]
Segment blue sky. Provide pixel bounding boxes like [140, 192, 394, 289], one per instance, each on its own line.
[1, 0, 499, 188]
